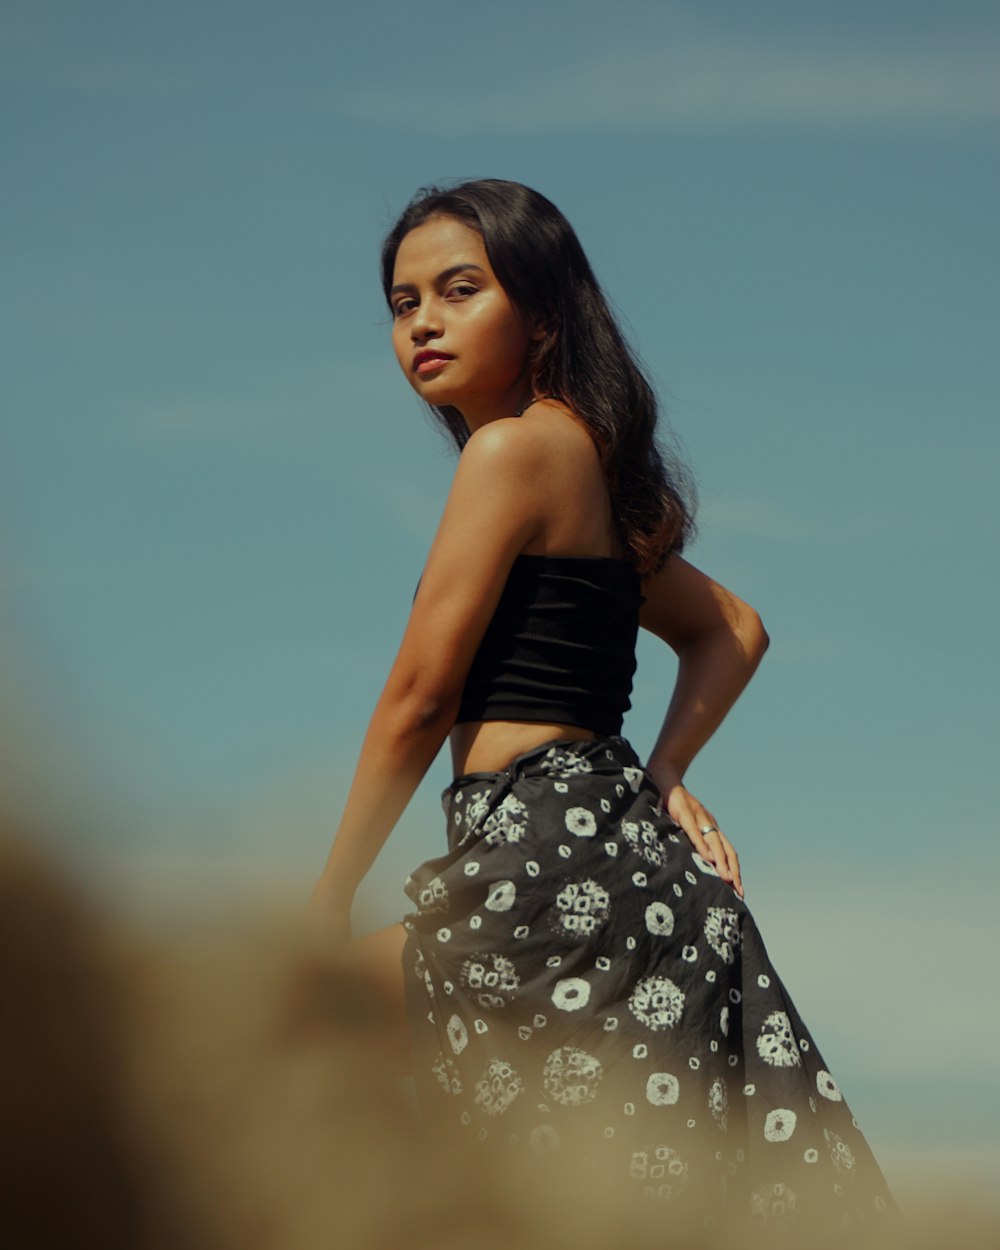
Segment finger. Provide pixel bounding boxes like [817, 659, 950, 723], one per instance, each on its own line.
[691, 806, 732, 879]
[702, 832, 734, 883]
[669, 793, 716, 863]
[715, 831, 744, 898]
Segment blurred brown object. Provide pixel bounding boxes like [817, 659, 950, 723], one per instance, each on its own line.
[0, 830, 145, 1249]
[1, 822, 997, 1250]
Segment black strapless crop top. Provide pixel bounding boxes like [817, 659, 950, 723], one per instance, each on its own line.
[455, 553, 646, 735]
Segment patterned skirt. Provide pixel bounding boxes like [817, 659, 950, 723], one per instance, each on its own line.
[400, 735, 900, 1236]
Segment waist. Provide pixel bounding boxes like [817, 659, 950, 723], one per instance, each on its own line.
[445, 731, 642, 802]
[449, 718, 600, 777]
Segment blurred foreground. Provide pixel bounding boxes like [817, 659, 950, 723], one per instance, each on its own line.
[2, 823, 997, 1250]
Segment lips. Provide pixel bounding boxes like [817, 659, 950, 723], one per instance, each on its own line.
[413, 350, 453, 375]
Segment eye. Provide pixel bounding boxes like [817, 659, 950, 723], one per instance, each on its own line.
[447, 282, 478, 300]
[392, 296, 417, 317]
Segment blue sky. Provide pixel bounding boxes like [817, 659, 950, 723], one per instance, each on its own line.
[2, 0, 998, 1205]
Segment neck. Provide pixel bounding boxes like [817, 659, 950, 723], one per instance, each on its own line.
[455, 381, 538, 435]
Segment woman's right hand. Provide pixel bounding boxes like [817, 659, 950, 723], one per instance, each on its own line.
[645, 759, 744, 899]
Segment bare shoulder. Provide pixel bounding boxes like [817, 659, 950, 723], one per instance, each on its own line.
[460, 414, 552, 477]
[477, 403, 605, 501]
[520, 400, 601, 466]
[426, 417, 550, 568]
[457, 404, 595, 494]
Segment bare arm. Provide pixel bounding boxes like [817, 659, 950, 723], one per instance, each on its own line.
[309, 420, 550, 926]
[639, 555, 770, 896]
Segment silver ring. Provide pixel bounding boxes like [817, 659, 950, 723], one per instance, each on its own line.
[700, 825, 719, 836]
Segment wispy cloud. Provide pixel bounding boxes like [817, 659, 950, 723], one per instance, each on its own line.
[136, 401, 245, 438]
[364, 473, 448, 545]
[0, 32, 205, 101]
[335, 37, 1000, 134]
[701, 495, 806, 542]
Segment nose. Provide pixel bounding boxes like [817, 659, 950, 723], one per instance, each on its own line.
[410, 296, 443, 343]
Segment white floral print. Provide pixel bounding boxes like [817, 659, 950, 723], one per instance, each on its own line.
[621, 819, 667, 867]
[484, 880, 516, 912]
[528, 1124, 561, 1152]
[817, 1069, 843, 1101]
[630, 1144, 688, 1194]
[446, 1014, 468, 1055]
[644, 900, 675, 936]
[432, 1051, 463, 1095]
[464, 789, 491, 832]
[704, 906, 741, 964]
[750, 1181, 798, 1222]
[645, 1071, 680, 1105]
[417, 874, 449, 912]
[756, 1011, 802, 1068]
[542, 1046, 604, 1106]
[482, 793, 529, 844]
[763, 1108, 797, 1142]
[824, 1127, 856, 1172]
[551, 878, 611, 938]
[628, 975, 686, 1030]
[551, 976, 592, 1011]
[622, 765, 644, 792]
[709, 1076, 729, 1130]
[565, 806, 597, 837]
[474, 1057, 524, 1116]
[539, 746, 593, 777]
[460, 953, 520, 1009]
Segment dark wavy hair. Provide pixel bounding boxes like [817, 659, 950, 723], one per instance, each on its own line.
[380, 179, 695, 572]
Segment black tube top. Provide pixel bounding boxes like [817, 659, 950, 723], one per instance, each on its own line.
[455, 553, 646, 736]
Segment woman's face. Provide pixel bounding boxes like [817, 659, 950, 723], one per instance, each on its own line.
[389, 215, 539, 425]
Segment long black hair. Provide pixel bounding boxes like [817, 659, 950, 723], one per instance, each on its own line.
[380, 179, 695, 572]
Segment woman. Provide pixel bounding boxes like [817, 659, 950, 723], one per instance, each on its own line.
[309, 180, 898, 1233]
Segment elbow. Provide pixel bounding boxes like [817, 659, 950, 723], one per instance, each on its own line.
[407, 691, 460, 733]
[384, 676, 461, 738]
[740, 607, 770, 664]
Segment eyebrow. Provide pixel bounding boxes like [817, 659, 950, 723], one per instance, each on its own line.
[389, 263, 486, 296]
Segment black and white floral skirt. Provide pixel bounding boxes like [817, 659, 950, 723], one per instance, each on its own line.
[400, 736, 899, 1235]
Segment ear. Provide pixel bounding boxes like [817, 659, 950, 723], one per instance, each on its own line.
[528, 316, 549, 343]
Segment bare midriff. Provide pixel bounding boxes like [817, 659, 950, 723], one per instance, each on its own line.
[450, 719, 599, 778]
